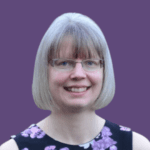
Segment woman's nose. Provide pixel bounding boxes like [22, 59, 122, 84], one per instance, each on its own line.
[70, 62, 86, 80]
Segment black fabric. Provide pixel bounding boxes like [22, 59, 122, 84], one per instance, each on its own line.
[10, 120, 132, 150]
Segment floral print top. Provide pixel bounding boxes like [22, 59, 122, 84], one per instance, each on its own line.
[10, 120, 132, 150]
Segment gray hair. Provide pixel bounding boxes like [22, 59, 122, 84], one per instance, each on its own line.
[32, 12, 115, 111]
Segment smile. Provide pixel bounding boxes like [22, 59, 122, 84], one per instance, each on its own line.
[64, 86, 91, 93]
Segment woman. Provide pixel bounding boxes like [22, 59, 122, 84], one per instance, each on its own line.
[1, 13, 149, 150]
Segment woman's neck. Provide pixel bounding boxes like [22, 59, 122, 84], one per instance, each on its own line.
[40, 111, 105, 145]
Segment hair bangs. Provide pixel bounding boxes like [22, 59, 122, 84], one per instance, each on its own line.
[48, 24, 104, 61]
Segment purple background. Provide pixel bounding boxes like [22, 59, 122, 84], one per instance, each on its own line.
[0, 1, 150, 145]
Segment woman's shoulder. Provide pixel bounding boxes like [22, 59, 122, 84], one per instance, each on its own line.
[107, 120, 150, 149]
[132, 131, 150, 150]
[0, 139, 19, 150]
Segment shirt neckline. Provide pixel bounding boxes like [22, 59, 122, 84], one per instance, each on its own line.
[34, 119, 108, 147]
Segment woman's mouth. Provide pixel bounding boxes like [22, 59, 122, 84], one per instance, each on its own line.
[64, 86, 91, 93]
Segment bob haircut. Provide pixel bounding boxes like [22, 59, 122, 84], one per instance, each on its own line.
[32, 12, 115, 111]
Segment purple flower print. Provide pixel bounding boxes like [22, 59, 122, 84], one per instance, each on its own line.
[92, 139, 105, 150]
[91, 126, 117, 150]
[92, 137, 117, 150]
[21, 148, 29, 150]
[44, 145, 56, 150]
[101, 127, 112, 138]
[103, 137, 117, 145]
[21, 128, 32, 137]
[21, 125, 45, 139]
[119, 125, 131, 131]
[110, 145, 117, 150]
[60, 147, 70, 150]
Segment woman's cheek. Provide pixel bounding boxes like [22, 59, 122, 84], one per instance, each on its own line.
[56, 76, 64, 83]
[55, 74, 68, 85]
[90, 71, 103, 80]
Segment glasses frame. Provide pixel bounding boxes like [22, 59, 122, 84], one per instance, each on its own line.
[49, 58, 104, 71]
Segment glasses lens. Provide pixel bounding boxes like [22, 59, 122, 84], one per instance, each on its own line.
[54, 59, 73, 70]
[53, 59, 101, 71]
[83, 59, 100, 71]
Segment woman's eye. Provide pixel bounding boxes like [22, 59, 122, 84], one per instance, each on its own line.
[59, 61, 68, 66]
[61, 61, 68, 66]
[86, 61, 95, 65]
[87, 61, 93, 65]
[85, 60, 99, 67]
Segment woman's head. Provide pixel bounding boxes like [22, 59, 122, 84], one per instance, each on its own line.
[32, 12, 115, 111]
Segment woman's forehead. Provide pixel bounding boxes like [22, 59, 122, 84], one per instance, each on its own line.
[58, 50, 99, 59]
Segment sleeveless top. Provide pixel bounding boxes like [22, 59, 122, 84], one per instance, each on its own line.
[10, 120, 132, 150]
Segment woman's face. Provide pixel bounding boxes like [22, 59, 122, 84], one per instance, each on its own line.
[48, 38, 103, 113]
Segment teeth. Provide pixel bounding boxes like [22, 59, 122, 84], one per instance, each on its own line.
[67, 87, 88, 92]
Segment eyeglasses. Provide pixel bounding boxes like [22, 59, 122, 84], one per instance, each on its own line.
[49, 58, 104, 72]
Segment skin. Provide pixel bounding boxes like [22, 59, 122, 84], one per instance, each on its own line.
[41, 37, 105, 145]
